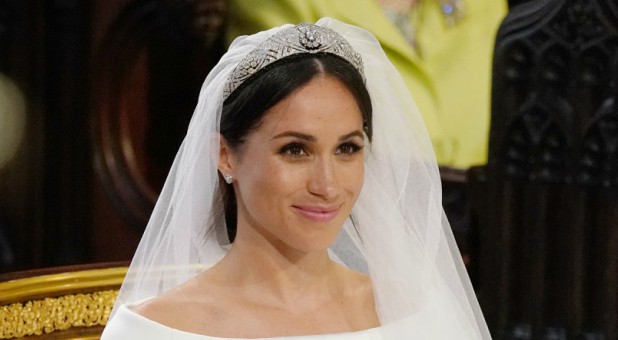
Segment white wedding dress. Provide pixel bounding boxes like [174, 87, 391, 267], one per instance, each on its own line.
[102, 305, 384, 340]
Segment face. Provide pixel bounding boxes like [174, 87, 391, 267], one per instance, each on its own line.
[219, 75, 366, 253]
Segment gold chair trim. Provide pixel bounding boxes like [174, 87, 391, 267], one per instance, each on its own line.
[0, 267, 127, 339]
[0, 267, 127, 304]
[0, 290, 118, 339]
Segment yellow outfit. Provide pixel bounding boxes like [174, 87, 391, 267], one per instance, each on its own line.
[227, 0, 507, 168]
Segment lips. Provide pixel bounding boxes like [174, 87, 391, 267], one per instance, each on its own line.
[292, 204, 342, 222]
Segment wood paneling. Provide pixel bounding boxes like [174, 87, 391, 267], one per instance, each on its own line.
[475, 0, 618, 338]
[89, 0, 226, 261]
[0, 0, 227, 270]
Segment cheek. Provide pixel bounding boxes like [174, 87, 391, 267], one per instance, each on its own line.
[238, 157, 303, 206]
[345, 160, 365, 196]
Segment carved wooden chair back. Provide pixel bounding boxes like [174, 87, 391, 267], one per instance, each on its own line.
[472, 0, 618, 338]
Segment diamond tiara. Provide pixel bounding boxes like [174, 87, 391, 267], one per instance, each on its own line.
[223, 23, 365, 101]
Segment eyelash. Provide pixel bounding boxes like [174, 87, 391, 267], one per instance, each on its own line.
[336, 142, 364, 155]
[278, 142, 364, 158]
[279, 143, 307, 157]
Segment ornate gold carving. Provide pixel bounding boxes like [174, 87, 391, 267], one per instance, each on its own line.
[0, 290, 118, 339]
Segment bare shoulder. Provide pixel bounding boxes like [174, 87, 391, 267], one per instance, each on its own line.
[130, 287, 191, 325]
[130, 273, 230, 333]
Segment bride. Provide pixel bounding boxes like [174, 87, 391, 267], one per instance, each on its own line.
[102, 18, 490, 339]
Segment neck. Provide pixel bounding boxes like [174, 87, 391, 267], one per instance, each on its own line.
[212, 224, 340, 307]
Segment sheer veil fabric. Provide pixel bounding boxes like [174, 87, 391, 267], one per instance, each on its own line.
[110, 18, 490, 339]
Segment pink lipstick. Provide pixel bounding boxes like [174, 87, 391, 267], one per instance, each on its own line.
[292, 204, 341, 222]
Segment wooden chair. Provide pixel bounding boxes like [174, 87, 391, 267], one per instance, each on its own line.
[0, 263, 127, 339]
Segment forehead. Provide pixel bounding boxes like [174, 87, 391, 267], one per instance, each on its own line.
[258, 76, 363, 135]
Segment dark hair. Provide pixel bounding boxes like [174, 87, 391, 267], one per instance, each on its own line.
[220, 53, 372, 241]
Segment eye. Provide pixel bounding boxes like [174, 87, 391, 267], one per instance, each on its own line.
[279, 143, 308, 158]
[336, 142, 363, 155]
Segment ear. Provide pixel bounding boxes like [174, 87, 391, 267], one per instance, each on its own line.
[218, 134, 235, 177]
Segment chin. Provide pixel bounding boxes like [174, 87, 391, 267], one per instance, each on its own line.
[288, 219, 346, 252]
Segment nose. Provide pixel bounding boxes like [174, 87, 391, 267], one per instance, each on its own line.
[307, 157, 339, 200]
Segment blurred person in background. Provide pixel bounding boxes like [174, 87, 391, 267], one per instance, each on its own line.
[228, 0, 507, 168]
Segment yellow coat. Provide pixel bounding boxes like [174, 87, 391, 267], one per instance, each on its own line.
[227, 0, 507, 168]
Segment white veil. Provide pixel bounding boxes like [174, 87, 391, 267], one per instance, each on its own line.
[110, 18, 490, 339]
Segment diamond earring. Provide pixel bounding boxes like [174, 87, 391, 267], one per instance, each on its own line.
[223, 174, 233, 184]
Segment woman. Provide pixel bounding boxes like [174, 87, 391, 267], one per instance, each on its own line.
[102, 18, 490, 339]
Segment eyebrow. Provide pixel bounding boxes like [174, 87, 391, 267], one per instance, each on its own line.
[272, 130, 364, 142]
